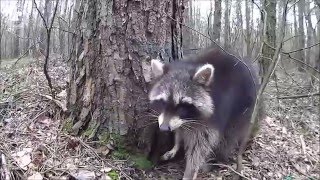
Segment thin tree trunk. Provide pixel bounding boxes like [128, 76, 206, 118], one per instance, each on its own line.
[304, 1, 314, 66]
[261, 0, 276, 79]
[245, 0, 251, 57]
[224, 0, 231, 50]
[297, 0, 305, 70]
[213, 0, 222, 43]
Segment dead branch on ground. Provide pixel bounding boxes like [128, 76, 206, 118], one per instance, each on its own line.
[277, 92, 320, 99]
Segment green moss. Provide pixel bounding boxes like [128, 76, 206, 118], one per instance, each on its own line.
[130, 153, 154, 170]
[107, 170, 119, 180]
[98, 132, 110, 145]
[112, 148, 130, 160]
[83, 126, 94, 137]
[62, 118, 73, 133]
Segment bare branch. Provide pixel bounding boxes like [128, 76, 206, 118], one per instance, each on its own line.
[33, 0, 60, 97]
[13, 40, 45, 66]
[52, 26, 77, 35]
[286, 42, 320, 53]
[33, 0, 48, 30]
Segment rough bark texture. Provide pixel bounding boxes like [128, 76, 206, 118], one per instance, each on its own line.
[67, 0, 183, 153]
[261, 0, 276, 78]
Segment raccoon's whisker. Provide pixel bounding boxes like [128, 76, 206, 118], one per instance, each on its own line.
[149, 109, 160, 115]
[181, 125, 192, 132]
[181, 124, 196, 132]
[184, 121, 208, 128]
[144, 112, 159, 118]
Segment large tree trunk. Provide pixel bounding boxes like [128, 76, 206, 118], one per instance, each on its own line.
[67, 0, 183, 158]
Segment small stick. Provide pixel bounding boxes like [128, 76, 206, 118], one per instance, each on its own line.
[299, 135, 306, 155]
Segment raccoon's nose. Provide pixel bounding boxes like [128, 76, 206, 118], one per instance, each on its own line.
[159, 124, 171, 131]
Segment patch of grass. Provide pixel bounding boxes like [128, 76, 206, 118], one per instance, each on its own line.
[130, 153, 154, 169]
[107, 170, 119, 180]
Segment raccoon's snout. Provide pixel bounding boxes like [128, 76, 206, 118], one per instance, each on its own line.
[158, 113, 171, 131]
[159, 123, 171, 131]
[158, 113, 184, 131]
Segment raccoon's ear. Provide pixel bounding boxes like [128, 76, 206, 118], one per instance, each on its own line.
[193, 64, 214, 86]
[151, 59, 165, 78]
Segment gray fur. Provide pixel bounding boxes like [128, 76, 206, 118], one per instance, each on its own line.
[149, 61, 218, 179]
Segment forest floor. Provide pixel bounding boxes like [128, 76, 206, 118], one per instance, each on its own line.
[0, 56, 319, 180]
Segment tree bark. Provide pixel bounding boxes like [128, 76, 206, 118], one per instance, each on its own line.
[245, 0, 251, 57]
[261, 0, 276, 78]
[223, 0, 231, 50]
[304, 1, 315, 66]
[212, 0, 222, 43]
[297, 0, 305, 70]
[13, 0, 24, 57]
[67, 0, 183, 155]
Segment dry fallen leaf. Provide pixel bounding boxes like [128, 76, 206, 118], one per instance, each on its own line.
[70, 170, 95, 180]
[100, 167, 112, 173]
[57, 89, 67, 98]
[12, 148, 33, 170]
[100, 174, 112, 180]
[27, 172, 43, 180]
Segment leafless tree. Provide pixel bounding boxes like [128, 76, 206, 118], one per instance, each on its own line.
[33, 0, 59, 95]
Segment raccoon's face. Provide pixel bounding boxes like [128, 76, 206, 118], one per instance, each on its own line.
[148, 59, 215, 131]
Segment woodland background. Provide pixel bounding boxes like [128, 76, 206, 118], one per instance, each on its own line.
[0, 0, 319, 179]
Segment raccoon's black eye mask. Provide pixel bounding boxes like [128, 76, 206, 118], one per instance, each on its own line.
[150, 99, 167, 112]
[150, 99, 200, 120]
[176, 102, 200, 120]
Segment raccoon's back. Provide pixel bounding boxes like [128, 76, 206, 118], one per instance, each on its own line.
[187, 48, 259, 132]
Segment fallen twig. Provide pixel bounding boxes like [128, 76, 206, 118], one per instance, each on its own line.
[299, 135, 306, 155]
[277, 92, 320, 99]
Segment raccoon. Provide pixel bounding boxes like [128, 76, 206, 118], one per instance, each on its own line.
[148, 48, 259, 179]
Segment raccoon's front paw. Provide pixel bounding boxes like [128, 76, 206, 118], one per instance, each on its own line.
[161, 150, 177, 161]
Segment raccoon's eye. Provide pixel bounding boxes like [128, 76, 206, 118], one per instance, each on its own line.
[177, 103, 198, 119]
[150, 99, 167, 112]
